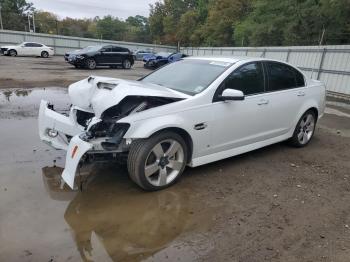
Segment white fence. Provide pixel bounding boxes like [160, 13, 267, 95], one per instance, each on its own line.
[182, 46, 350, 98]
[0, 30, 176, 55]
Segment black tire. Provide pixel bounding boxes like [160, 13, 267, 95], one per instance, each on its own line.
[289, 110, 316, 147]
[127, 131, 188, 191]
[9, 49, 17, 57]
[122, 59, 132, 69]
[85, 58, 96, 70]
[41, 51, 49, 58]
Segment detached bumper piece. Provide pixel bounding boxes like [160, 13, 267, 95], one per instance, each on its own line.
[62, 135, 93, 189]
[38, 100, 85, 150]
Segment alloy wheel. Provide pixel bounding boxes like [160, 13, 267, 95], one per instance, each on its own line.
[297, 113, 315, 145]
[144, 139, 185, 187]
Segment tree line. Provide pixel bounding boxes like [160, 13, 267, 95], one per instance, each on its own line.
[1, 0, 349, 47]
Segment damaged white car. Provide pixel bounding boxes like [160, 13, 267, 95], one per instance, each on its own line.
[38, 57, 326, 191]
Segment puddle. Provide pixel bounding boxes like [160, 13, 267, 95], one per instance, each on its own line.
[41, 164, 214, 261]
[0, 87, 215, 261]
[0, 88, 69, 119]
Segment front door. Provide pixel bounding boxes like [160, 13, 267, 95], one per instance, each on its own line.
[209, 62, 271, 154]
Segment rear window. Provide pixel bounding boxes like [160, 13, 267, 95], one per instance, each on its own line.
[266, 62, 304, 92]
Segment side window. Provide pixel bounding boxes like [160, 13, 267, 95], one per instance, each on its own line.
[101, 46, 112, 52]
[33, 43, 43, 47]
[24, 43, 33, 47]
[112, 46, 122, 52]
[266, 62, 299, 91]
[224, 62, 265, 96]
[294, 69, 305, 87]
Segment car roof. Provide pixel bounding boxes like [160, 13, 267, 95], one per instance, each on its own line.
[184, 56, 300, 67]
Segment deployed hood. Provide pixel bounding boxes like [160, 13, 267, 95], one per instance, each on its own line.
[68, 76, 189, 118]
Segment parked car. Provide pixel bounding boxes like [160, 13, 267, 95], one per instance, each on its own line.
[66, 45, 135, 69]
[38, 57, 326, 191]
[134, 49, 155, 61]
[64, 46, 93, 61]
[0, 42, 54, 58]
[143, 52, 187, 69]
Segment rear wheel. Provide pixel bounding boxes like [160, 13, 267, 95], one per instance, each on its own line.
[289, 110, 316, 147]
[41, 51, 49, 58]
[122, 59, 132, 69]
[127, 132, 188, 191]
[9, 49, 17, 57]
[85, 58, 96, 70]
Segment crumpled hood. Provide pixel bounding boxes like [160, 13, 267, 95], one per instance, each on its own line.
[68, 76, 189, 118]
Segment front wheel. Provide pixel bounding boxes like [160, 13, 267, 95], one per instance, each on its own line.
[85, 58, 96, 69]
[9, 49, 17, 57]
[127, 132, 188, 191]
[289, 110, 316, 147]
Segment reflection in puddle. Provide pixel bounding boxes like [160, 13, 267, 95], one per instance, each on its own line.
[0, 88, 69, 118]
[42, 165, 213, 261]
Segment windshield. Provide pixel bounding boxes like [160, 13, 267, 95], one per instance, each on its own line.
[86, 45, 103, 52]
[141, 59, 232, 95]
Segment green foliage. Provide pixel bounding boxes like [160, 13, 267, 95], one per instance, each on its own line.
[2, 0, 349, 46]
[0, 0, 33, 31]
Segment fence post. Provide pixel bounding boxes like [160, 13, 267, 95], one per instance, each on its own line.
[245, 49, 248, 56]
[286, 49, 291, 62]
[261, 48, 266, 58]
[317, 48, 326, 80]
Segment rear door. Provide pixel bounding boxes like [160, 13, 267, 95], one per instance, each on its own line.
[32, 43, 43, 56]
[263, 61, 307, 135]
[111, 46, 125, 64]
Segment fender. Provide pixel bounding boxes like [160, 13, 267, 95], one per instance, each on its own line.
[123, 114, 188, 139]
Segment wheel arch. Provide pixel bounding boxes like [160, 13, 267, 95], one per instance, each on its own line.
[149, 127, 193, 164]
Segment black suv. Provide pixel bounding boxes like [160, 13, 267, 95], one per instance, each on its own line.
[67, 45, 135, 69]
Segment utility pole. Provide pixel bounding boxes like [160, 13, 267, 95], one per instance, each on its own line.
[32, 12, 35, 33]
[28, 14, 31, 32]
[319, 27, 326, 46]
[0, 4, 3, 30]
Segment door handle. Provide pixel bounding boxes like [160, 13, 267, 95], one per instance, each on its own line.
[297, 91, 306, 97]
[257, 99, 269, 105]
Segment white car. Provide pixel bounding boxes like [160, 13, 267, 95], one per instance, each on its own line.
[1, 42, 54, 58]
[38, 57, 326, 191]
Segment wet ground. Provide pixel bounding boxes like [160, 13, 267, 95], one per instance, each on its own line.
[1, 88, 350, 262]
[1, 69, 350, 261]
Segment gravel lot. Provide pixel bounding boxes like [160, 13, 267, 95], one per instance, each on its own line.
[1, 55, 350, 262]
[0, 55, 149, 88]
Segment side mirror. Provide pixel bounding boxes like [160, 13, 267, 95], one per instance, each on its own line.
[218, 89, 245, 101]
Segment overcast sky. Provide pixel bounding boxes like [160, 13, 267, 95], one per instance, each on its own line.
[30, 0, 158, 20]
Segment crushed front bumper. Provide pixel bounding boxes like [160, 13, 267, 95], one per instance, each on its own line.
[38, 100, 85, 150]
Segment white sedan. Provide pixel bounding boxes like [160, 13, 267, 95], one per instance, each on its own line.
[1, 42, 54, 58]
[38, 57, 326, 191]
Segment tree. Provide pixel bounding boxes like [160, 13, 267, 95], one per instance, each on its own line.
[0, 0, 33, 31]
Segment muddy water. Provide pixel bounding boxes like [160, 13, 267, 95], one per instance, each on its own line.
[0, 88, 215, 262]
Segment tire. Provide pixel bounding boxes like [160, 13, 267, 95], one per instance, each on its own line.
[9, 49, 17, 57]
[122, 59, 132, 69]
[41, 51, 49, 58]
[289, 110, 316, 147]
[127, 131, 188, 191]
[85, 58, 96, 70]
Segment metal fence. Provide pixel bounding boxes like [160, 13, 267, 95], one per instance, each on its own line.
[0, 30, 176, 55]
[181, 46, 350, 98]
